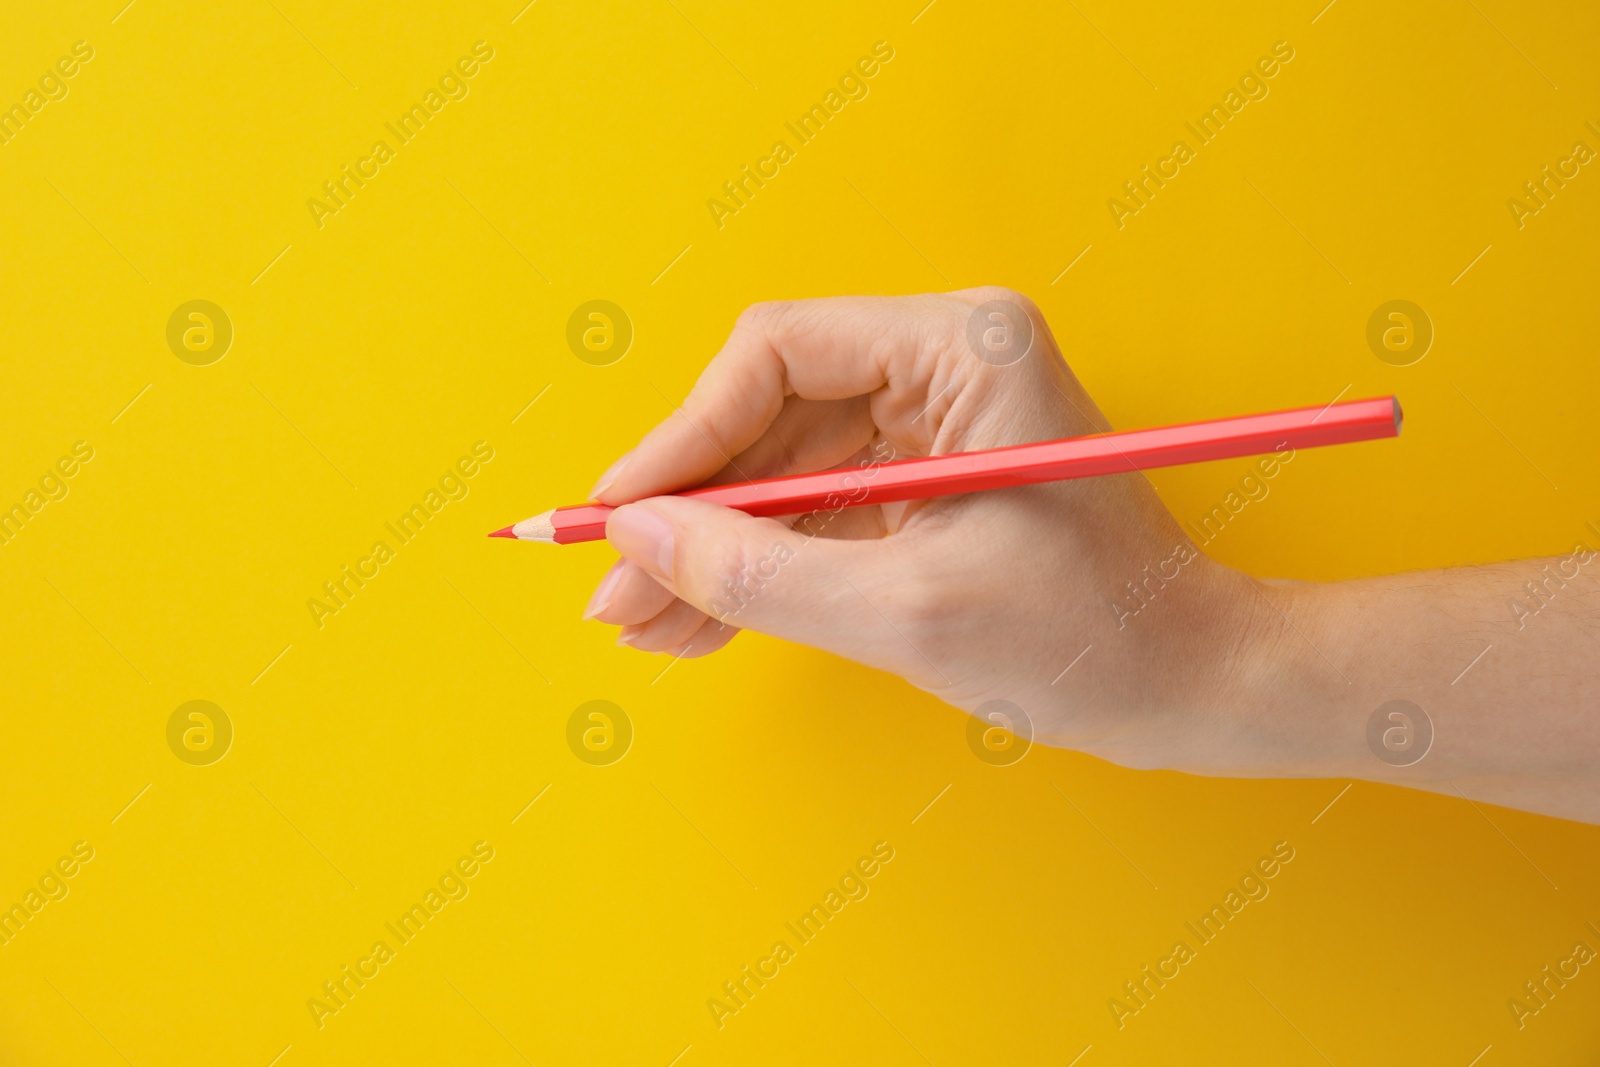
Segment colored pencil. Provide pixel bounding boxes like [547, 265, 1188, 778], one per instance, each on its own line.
[490, 395, 1401, 544]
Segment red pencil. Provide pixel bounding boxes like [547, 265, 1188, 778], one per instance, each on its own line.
[491, 395, 1401, 545]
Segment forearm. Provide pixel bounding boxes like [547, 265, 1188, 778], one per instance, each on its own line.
[1233, 556, 1600, 823]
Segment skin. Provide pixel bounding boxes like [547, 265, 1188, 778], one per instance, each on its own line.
[583, 289, 1600, 825]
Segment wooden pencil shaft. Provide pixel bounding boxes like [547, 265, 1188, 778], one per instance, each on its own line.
[534, 396, 1401, 544]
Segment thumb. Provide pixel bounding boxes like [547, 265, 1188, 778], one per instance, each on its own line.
[605, 495, 918, 669]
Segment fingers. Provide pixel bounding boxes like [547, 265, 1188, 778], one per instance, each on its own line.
[617, 597, 707, 651]
[700, 394, 879, 486]
[585, 559, 675, 625]
[577, 289, 1098, 682]
[674, 616, 740, 657]
[589, 561, 742, 657]
[586, 439, 895, 649]
[593, 295, 949, 504]
[591, 290, 1097, 510]
[605, 494, 910, 665]
[601, 590, 741, 657]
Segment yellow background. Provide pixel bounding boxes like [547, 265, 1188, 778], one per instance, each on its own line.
[3, 0, 1599, 1063]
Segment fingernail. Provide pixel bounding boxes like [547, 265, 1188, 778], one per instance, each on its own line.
[616, 628, 639, 647]
[590, 451, 633, 499]
[607, 504, 675, 582]
[583, 560, 625, 620]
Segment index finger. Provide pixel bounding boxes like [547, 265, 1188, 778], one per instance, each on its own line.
[594, 294, 955, 504]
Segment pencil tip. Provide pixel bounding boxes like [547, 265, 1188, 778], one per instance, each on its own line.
[489, 526, 518, 539]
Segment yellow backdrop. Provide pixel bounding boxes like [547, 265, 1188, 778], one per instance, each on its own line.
[3, 0, 1598, 1063]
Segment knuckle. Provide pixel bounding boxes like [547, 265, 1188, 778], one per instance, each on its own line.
[878, 566, 949, 651]
[698, 529, 803, 624]
[696, 534, 759, 619]
[960, 285, 1039, 314]
[944, 287, 1048, 353]
[735, 300, 785, 331]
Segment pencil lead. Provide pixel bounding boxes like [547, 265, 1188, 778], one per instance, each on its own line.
[489, 525, 518, 539]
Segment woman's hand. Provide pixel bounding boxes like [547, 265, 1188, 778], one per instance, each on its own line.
[576, 288, 1600, 823]
[582, 289, 1276, 774]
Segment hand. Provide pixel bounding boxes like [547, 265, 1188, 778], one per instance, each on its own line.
[577, 288, 1600, 823]
[582, 289, 1276, 774]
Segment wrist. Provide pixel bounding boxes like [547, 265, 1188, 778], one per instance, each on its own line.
[1140, 564, 1351, 778]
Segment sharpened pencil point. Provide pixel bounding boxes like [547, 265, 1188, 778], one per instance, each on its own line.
[516, 510, 557, 543]
[489, 526, 517, 539]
